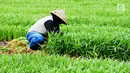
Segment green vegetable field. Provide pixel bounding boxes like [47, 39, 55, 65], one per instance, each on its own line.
[0, 0, 130, 73]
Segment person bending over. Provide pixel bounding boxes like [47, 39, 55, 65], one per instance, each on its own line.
[26, 10, 67, 50]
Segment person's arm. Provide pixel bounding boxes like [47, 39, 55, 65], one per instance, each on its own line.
[54, 26, 64, 35]
[44, 20, 54, 32]
[54, 25, 60, 33]
[44, 20, 60, 33]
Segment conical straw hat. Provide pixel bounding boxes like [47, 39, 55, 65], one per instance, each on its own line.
[51, 10, 67, 24]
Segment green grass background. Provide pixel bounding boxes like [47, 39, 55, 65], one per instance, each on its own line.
[0, 0, 130, 72]
[0, 53, 130, 73]
[0, 0, 130, 40]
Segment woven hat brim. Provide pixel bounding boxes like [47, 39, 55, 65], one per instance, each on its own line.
[51, 12, 67, 25]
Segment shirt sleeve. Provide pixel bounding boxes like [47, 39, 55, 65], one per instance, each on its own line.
[44, 20, 60, 33]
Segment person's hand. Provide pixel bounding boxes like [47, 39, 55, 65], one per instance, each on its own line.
[59, 32, 64, 35]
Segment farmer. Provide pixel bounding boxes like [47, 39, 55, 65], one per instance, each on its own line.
[26, 10, 67, 50]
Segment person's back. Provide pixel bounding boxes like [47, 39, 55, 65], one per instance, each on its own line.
[28, 16, 53, 34]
